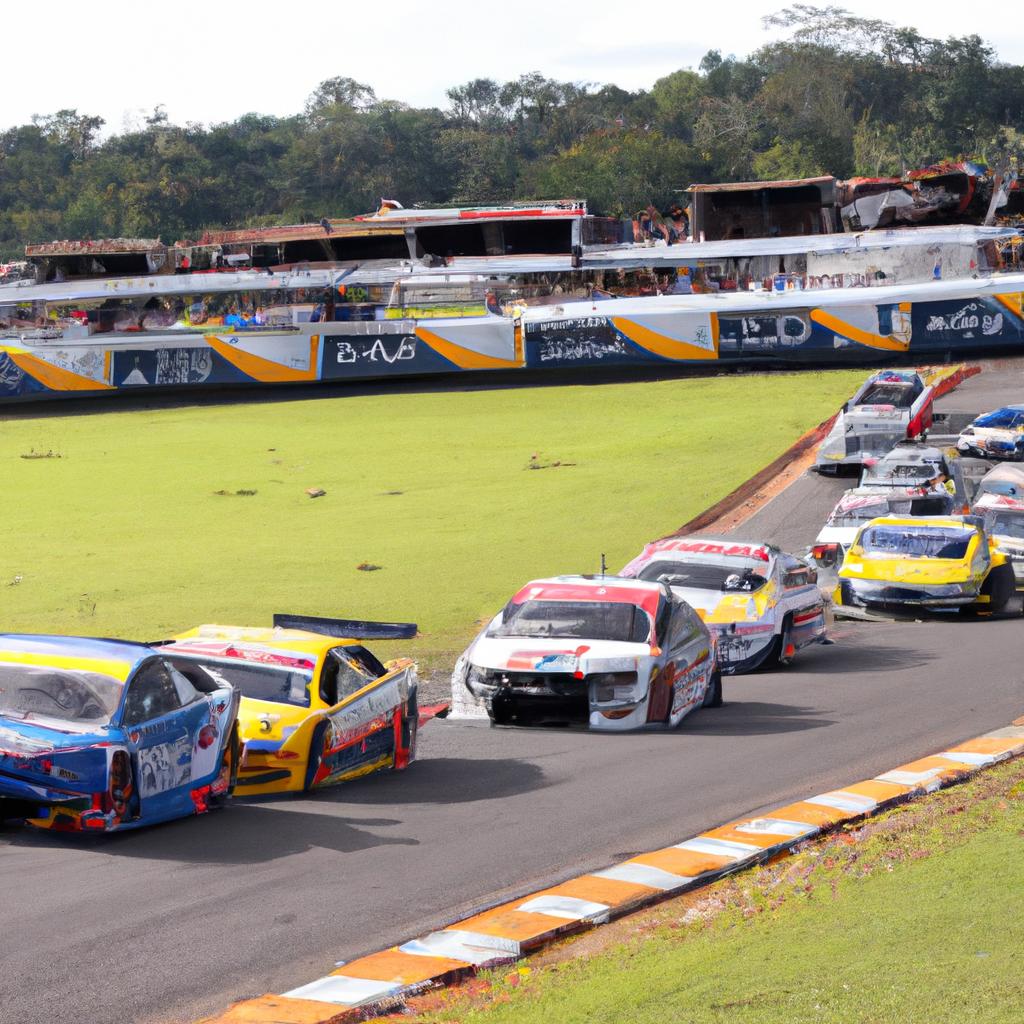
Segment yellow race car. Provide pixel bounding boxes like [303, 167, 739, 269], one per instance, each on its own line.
[835, 515, 1016, 613]
[157, 615, 419, 796]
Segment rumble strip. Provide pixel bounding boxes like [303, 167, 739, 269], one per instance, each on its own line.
[199, 718, 1024, 1024]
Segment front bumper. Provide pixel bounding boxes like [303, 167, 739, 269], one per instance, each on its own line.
[837, 578, 977, 608]
[463, 669, 651, 730]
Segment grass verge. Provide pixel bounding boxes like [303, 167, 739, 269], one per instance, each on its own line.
[411, 755, 1024, 1024]
[1, 371, 861, 674]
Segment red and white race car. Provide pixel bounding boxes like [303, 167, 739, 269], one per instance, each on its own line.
[450, 575, 720, 730]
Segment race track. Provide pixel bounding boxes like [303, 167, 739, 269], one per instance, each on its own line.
[3, 360, 1023, 1024]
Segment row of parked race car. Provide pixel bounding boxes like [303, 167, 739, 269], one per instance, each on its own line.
[3, 368, 1019, 834]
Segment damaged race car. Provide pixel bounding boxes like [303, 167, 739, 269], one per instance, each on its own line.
[956, 405, 1024, 461]
[972, 465, 1024, 591]
[621, 537, 827, 673]
[451, 575, 719, 730]
[0, 635, 239, 832]
[835, 515, 1016, 613]
[815, 369, 935, 472]
[811, 486, 955, 569]
[156, 615, 419, 795]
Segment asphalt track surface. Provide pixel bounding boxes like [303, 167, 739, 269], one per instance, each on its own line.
[4, 361, 1024, 1024]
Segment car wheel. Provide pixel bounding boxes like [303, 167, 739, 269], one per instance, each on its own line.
[304, 720, 332, 790]
[489, 703, 512, 726]
[980, 563, 1015, 615]
[702, 669, 723, 708]
[776, 615, 796, 666]
[395, 690, 418, 769]
[209, 727, 240, 806]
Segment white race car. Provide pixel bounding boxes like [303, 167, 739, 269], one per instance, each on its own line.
[972, 464, 1024, 590]
[620, 537, 827, 673]
[815, 369, 933, 472]
[450, 575, 719, 731]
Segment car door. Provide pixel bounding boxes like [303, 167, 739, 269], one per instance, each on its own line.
[777, 556, 825, 647]
[308, 646, 404, 788]
[119, 658, 210, 818]
[664, 599, 710, 721]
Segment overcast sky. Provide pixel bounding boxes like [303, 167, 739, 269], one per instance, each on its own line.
[7, 1, 1024, 134]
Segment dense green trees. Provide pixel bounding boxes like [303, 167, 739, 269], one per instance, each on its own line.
[1, 9, 1022, 258]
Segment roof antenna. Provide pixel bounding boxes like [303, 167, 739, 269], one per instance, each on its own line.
[600, 553, 607, 577]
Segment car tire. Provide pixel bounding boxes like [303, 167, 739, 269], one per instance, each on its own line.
[980, 563, 1015, 615]
[395, 690, 418, 769]
[209, 727, 240, 807]
[304, 720, 332, 790]
[702, 669, 723, 708]
[775, 615, 796, 667]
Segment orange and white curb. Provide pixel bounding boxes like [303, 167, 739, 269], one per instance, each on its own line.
[200, 719, 1024, 1023]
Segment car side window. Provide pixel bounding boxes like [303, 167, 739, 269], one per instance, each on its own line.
[666, 602, 700, 651]
[122, 660, 185, 725]
[320, 648, 377, 706]
[782, 562, 814, 589]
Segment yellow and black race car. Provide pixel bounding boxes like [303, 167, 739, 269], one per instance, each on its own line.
[835, 515, 1016, 613]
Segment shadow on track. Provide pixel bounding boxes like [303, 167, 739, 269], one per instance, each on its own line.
[687, 700, 835, 736]
[0, 757, 548, 861]
[780, 640, 936, 675]
[334, 755, 551, 805]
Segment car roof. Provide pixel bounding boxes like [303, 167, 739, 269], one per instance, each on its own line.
[165, 624, 340, 661]
[510, 576, 664, 617]
[860, 515, 975, 530]
[632, 537, 776, 563]
[0, 634, 151, 683]
[869, 369, 921, 384]
[878, 444, 944, 462]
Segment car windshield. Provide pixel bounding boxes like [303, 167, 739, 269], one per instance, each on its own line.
[859, 526, 974, 559]
[975, 409, 1024, 429]
[187, 660, 311, 708]
[489, 600, 651, 643]
[857, 383, 917, 407]
[828, 494, 951, 527]
[862, 461, 940, 484]
[637, 560, 768, 593]
[983, 512, 1024, 540]
[0, 662, 122, 724]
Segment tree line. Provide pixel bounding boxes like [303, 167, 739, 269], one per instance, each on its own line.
[2, 6, 1023, 259]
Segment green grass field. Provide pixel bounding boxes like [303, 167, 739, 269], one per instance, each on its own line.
[416, 757, 1024, 1024]
[1, 371, 861, 673]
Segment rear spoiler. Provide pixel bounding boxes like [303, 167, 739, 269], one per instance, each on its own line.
[272, 613, 418, 641]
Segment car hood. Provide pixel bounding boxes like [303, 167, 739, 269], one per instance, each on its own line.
[0, 716, 110, 754]
[469, 636, 648, 674]
[839, 555, 973, 584]
[667, 584, 770, 625]
[816, 525, 858, 546]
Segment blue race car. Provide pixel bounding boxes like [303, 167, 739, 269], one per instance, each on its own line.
[0, 634, 240, 832]
[957, 405, 1024, 461]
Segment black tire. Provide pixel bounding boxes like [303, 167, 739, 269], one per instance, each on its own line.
[489, 694, 513, 726]
[396, 689, 418, 768]
[304, 720, 331, 790]
[209, 727, 240, 806]
[980, 562, 1015, 615]
[776, 615, 795, 667]
[702, 669, 723, 708]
